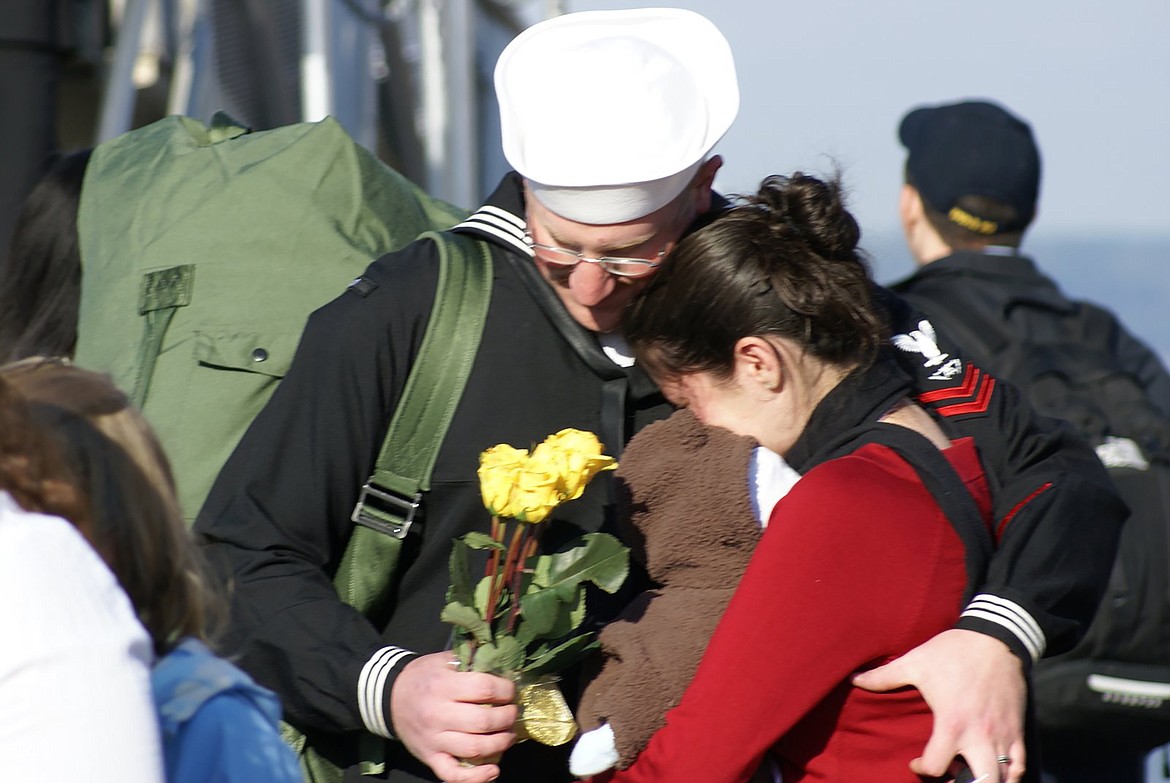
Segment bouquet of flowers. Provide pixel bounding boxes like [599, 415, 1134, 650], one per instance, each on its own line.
[441, 429, 629, 747]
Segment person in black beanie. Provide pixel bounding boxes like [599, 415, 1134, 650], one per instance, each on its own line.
[891, 98, 1170, 783]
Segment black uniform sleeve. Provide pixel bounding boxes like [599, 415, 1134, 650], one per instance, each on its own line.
[878, 287, 1128, 661]
[193, 242, 440, 734]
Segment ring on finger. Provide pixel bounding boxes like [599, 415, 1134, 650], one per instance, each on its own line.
[996, 755, 1011, 765]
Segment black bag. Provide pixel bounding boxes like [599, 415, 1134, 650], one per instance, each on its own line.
[903, 285, 1170, 752]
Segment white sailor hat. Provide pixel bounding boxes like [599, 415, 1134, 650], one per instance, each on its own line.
[495, 7, 739, 225]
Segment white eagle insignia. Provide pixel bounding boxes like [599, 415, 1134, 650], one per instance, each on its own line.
[892, 319, 963, 381]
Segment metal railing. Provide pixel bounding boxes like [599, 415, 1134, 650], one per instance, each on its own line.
[93, 0, 553, 207]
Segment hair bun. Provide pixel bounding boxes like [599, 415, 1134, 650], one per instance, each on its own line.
[752, 173, 860, 261]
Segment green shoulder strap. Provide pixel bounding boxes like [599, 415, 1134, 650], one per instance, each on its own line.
[334, 230, 492, 613]
[284, 230, 492, 782]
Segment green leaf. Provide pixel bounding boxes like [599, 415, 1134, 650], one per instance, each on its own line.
[446, 538, 474, 607]
[472, 635, 525, 675]
[516, 584, 586, 643]
[521, 634, 599, 676]
[440, 601, 492, 644]
[473, 575, 502, 622]
[533, 532, 630, 599]
[463, 531, 505, 551]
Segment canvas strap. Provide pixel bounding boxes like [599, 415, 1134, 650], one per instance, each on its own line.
[334, 230, 492, 615]
[283, 231, 491, 783]
[131, 264, 195, 408]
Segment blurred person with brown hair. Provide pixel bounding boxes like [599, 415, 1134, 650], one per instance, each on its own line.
[0, 363, 164, 782]
[0, 359, 301, 783]
[0, 149, 91, 364]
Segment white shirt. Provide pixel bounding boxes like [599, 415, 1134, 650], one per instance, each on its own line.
[750, 446, 802, 527]
[0, 492, 165, 782]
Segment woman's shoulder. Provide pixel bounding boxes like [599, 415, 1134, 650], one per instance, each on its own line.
[780, 435, 990, 532]
[0, 492, 152, 660]
[825, 435, 989, 509]
[800, 442, 926, 490]
[770, 440, 948, 528]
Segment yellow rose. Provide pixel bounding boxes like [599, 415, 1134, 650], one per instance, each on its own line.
[478, 444, 529, 516]
[531, 429, 618, 501]
[540, 428, 606, 457]
[477, 431, 616, 521]
[508, 463, 562, 523]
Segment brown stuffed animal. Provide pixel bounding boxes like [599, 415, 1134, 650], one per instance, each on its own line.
[573, 407, 765, 772]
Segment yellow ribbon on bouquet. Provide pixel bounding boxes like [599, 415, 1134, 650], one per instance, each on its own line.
[515, 676, 577, 747]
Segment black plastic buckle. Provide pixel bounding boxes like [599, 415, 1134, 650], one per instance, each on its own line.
[350, 482, 422, 540]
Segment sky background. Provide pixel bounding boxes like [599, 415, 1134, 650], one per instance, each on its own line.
[563, 0, 1170, 256]
[561, 0, 1170, 358]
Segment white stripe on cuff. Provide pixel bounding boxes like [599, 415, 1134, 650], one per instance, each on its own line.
[961, 593, 1046, 661]
[359, 646, 415, 738]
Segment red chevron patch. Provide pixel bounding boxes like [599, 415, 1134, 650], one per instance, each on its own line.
[934, 374, 996, 417]
[918, 366, 983, 403]
[915, 366, 996, 417]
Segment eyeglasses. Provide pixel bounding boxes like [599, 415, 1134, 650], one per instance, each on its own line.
[524, 233, 665, 278]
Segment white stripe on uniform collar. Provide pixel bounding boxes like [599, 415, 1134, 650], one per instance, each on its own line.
[455, 205, 531, 256]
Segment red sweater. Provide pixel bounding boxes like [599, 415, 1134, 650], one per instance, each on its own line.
[602, 438, 990, 783]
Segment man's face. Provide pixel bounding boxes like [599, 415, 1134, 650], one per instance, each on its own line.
[525, 192, 692, 334]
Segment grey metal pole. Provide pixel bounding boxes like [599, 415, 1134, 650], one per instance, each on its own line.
[302, 0, 332, 121]
[419, 0, 476, 207]
[96, 0, 154, 142]
[325, 0, 379, 150]
[445, 0, 476, 208]
[167, 0, 201, 116]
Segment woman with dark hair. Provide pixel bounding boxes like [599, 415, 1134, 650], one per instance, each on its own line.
[0, 149, 90, 364]
[583, 173, 996, 783]
[0, 359, 301, 782]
